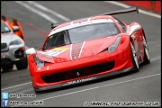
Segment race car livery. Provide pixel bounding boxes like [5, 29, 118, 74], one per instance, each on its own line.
[26, 7, 150, 92]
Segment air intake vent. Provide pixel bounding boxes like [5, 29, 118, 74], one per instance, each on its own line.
[1, 43, 8, 52]
[42, 61, 115, 83]
[71, 42, 84, 60]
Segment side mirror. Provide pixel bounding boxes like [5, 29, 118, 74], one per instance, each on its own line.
[25, 48, 36, 55]
[128, 23, 140, 35]
[13, 26, 20, 32]
[51, 23, 59, 29]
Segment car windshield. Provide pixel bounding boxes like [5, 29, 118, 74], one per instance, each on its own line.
[1, 21, 11, 33]
[43, 22, 119, 50]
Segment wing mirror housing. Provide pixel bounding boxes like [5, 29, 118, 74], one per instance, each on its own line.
[25, 48, 36, 55]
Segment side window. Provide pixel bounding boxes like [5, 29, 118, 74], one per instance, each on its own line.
[114, 17, 126, 32]
[63, 31, 71, 44]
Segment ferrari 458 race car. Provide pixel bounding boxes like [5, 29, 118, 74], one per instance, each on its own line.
[1, 20, 28, 71]
[26, 6, 150, 92]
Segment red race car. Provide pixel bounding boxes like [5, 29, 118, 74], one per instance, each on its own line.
[26, 7, 150, 92]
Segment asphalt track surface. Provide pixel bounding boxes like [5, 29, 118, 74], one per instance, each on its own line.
[1, 1, 161, 107]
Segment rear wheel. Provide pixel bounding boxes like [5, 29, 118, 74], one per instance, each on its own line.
[143, 37, 150, 64]
[130, 42, 139, 72]
[2, 64, 13, 71]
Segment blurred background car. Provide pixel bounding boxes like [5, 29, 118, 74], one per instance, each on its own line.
[1, 19, 28, 71]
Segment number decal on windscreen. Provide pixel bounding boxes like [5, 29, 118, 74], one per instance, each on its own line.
[37, 48, 69, 57]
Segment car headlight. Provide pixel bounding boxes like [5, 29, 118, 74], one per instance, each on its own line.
[9, 40, 22, 46]
[34, 55, 44, 68]
[108, 37, 122, 53]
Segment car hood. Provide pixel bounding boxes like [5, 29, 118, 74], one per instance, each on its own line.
[36, 36, 118, 63]
[1, 32, 24, 45]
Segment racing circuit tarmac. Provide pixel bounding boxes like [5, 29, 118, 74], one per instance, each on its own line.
[1, 1, 161, 107]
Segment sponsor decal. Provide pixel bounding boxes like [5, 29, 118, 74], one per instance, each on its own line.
[63, 77, 96, 86]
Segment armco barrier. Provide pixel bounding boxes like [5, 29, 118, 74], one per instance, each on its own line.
[122, 1, 161, 13]
[154, 1, 161, 13]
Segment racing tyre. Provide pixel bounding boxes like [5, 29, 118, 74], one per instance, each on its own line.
[2, 64, 13, 71]
[130, 42, 139, 72]
[16, 56, 28, 70]
[143, 37, 150, 64]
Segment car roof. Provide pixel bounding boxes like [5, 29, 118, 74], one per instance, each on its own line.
[56, 15, 113, 29]
[49, 15, 115, 36]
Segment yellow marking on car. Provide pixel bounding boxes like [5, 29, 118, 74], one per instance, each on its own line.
[49, 35, 53, 38]
[131, 34, 136, 40]
[53, 48, 69, 50]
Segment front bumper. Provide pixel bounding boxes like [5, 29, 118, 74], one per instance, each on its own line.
[35, 67, 133, 92]
[29, 40, 133, 90]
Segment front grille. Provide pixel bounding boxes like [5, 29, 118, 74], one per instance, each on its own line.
[1, 43, 7, 49]
[42, 61, 115, 83]
[1, 43, 9, 52]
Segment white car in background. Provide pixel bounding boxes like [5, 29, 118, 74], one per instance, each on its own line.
[1, 20, 28, 71]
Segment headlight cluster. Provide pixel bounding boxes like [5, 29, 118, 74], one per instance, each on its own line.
[34, 55, 44, 68]
[108, 37, 122, 53]
[9, 40, 22, 46]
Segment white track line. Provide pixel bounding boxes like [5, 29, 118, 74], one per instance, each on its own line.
[151, 55, 161, 62]
[1, 82, 32, 91]
[27, 1, 70, 21]
[104, 1, 161, 19]
[15, 1, 57, 23]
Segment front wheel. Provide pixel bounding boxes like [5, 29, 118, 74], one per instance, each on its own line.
[2, 64, 13, 71]
[130, 42, 139, 72]
[16, 56, 28, 70]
